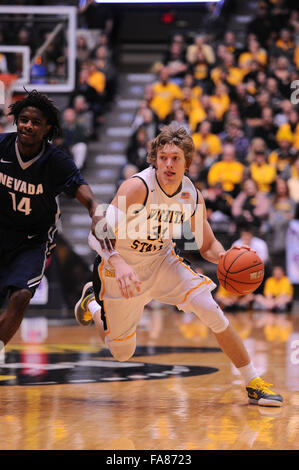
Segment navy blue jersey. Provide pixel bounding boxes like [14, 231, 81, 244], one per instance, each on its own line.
[0, 132, 87, 234]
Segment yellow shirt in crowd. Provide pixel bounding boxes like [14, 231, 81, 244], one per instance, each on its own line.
[150, 81, 183, 121]
[238, 50, 267, 68]
[211, 66, 245, 87]
[188, 105, 207, 132]
[208, 160, 244, 192]
[209, 93, 230, 119]
[217, 285, 241, 299]
[193, 62, 209, 81]
[192, 132, 222, 156]
[88, 70, 106, 94]
[264, 276, 294, 298]
[181, 88, 202, 116]
[268, 150, 294, 173]
[250, 162, 276, 193]
[276, 39, 294, 51]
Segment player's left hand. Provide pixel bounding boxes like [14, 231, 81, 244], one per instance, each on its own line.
[110, 257, 142, 299]
[218, 245, 257, 261]
[235, 245, 257, 254]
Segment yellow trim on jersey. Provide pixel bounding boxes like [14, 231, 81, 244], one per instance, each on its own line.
[170, 247, 198, 277]
[98, 259, 135, 340]
[98, 259, 106, 300]
[98, 259, 111, 336]
[112, 330, 136, 342]
[181, 280, 210, 304]
[170, 242, 213, 304]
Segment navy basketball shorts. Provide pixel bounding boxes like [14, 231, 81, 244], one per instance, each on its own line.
[0, 229, 56, 307]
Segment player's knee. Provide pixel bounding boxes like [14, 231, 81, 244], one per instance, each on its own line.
[106, 335, 136, 362]
[9, 289, 32, 313]
[185, 293, 229, 334]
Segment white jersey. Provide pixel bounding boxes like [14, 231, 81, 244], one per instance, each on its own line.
[90, 166, 222, 349]
[114, 166, 198, 266]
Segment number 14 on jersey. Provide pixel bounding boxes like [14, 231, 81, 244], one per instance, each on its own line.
[8, 192, 32, 215]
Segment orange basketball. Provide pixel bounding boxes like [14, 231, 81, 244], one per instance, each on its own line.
[217, 247, 264, 295]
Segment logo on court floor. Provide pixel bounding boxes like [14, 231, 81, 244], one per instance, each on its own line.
[0, 344, 220, 386]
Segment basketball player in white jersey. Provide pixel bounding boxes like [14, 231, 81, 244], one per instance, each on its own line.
[75, 124, 282, 406]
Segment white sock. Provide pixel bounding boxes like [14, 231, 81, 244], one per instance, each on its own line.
[88, 300, 101, 318]
[237, 362, 259, 386]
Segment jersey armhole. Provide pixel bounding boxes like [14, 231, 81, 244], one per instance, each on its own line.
[191, 188, 199, 217]
[131, 176, 149, 208]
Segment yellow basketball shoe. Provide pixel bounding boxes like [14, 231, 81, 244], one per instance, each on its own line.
[246, 378, 283, 407]
[74, 282, 95, 326]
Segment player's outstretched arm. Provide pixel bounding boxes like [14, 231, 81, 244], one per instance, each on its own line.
[75, 183, 101, 231]
[75, 183, 117, 253]
[75, 184, 98, 215]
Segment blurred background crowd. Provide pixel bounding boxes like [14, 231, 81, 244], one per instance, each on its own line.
[121, 0, 299, 312]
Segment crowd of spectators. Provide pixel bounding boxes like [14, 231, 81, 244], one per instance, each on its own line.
[120, 0, 299, 310]
[121, 1, 299, 311]
[0, 4, 117, 170]
[55, 28, 118, 168]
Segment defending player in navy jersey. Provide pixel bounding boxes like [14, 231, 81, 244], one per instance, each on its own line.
[0, 90, 108, 346]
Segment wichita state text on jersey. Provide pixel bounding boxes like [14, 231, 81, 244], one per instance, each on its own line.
[114, 167, 198, 263]
[0, 133, 86, 234]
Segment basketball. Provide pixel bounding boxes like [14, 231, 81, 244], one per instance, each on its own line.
[217, 247, 264, 295]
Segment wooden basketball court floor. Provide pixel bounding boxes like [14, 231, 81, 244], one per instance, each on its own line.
[0, 305, 298, 451]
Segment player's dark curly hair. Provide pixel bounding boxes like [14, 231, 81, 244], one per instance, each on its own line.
[8, 89, 61, 141]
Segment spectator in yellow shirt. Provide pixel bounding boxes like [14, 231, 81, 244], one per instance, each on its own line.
[238, 37, 267, 70]
[275, 29, 294, 59]
[87, 62, 106, 95]
[276, 109, 299, 150]
[192, 120, 222, 157]
[253, 266, 294, 312]
[250, 150, 276, 193]
[181, 86, 201, 117]
[211, 52, 245, 87]
[150, 67, 183, 122]
[215, 285, 254, 312]
[188, 95, 209, 132]
[209, 82, 230, 120]
[207, 142, 244, 195]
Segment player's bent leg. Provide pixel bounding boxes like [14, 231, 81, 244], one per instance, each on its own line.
[183, 291, 283, 406]
[184, 292, 251, 366]
[105, 332, 136, 362]
[183, 290, 229, 334]
[0, 288, 32, 345]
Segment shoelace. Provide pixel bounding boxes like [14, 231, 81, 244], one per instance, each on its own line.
[254, 379, 274, 392]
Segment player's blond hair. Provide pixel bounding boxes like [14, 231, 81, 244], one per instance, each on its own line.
[147, 124, 195, 170]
